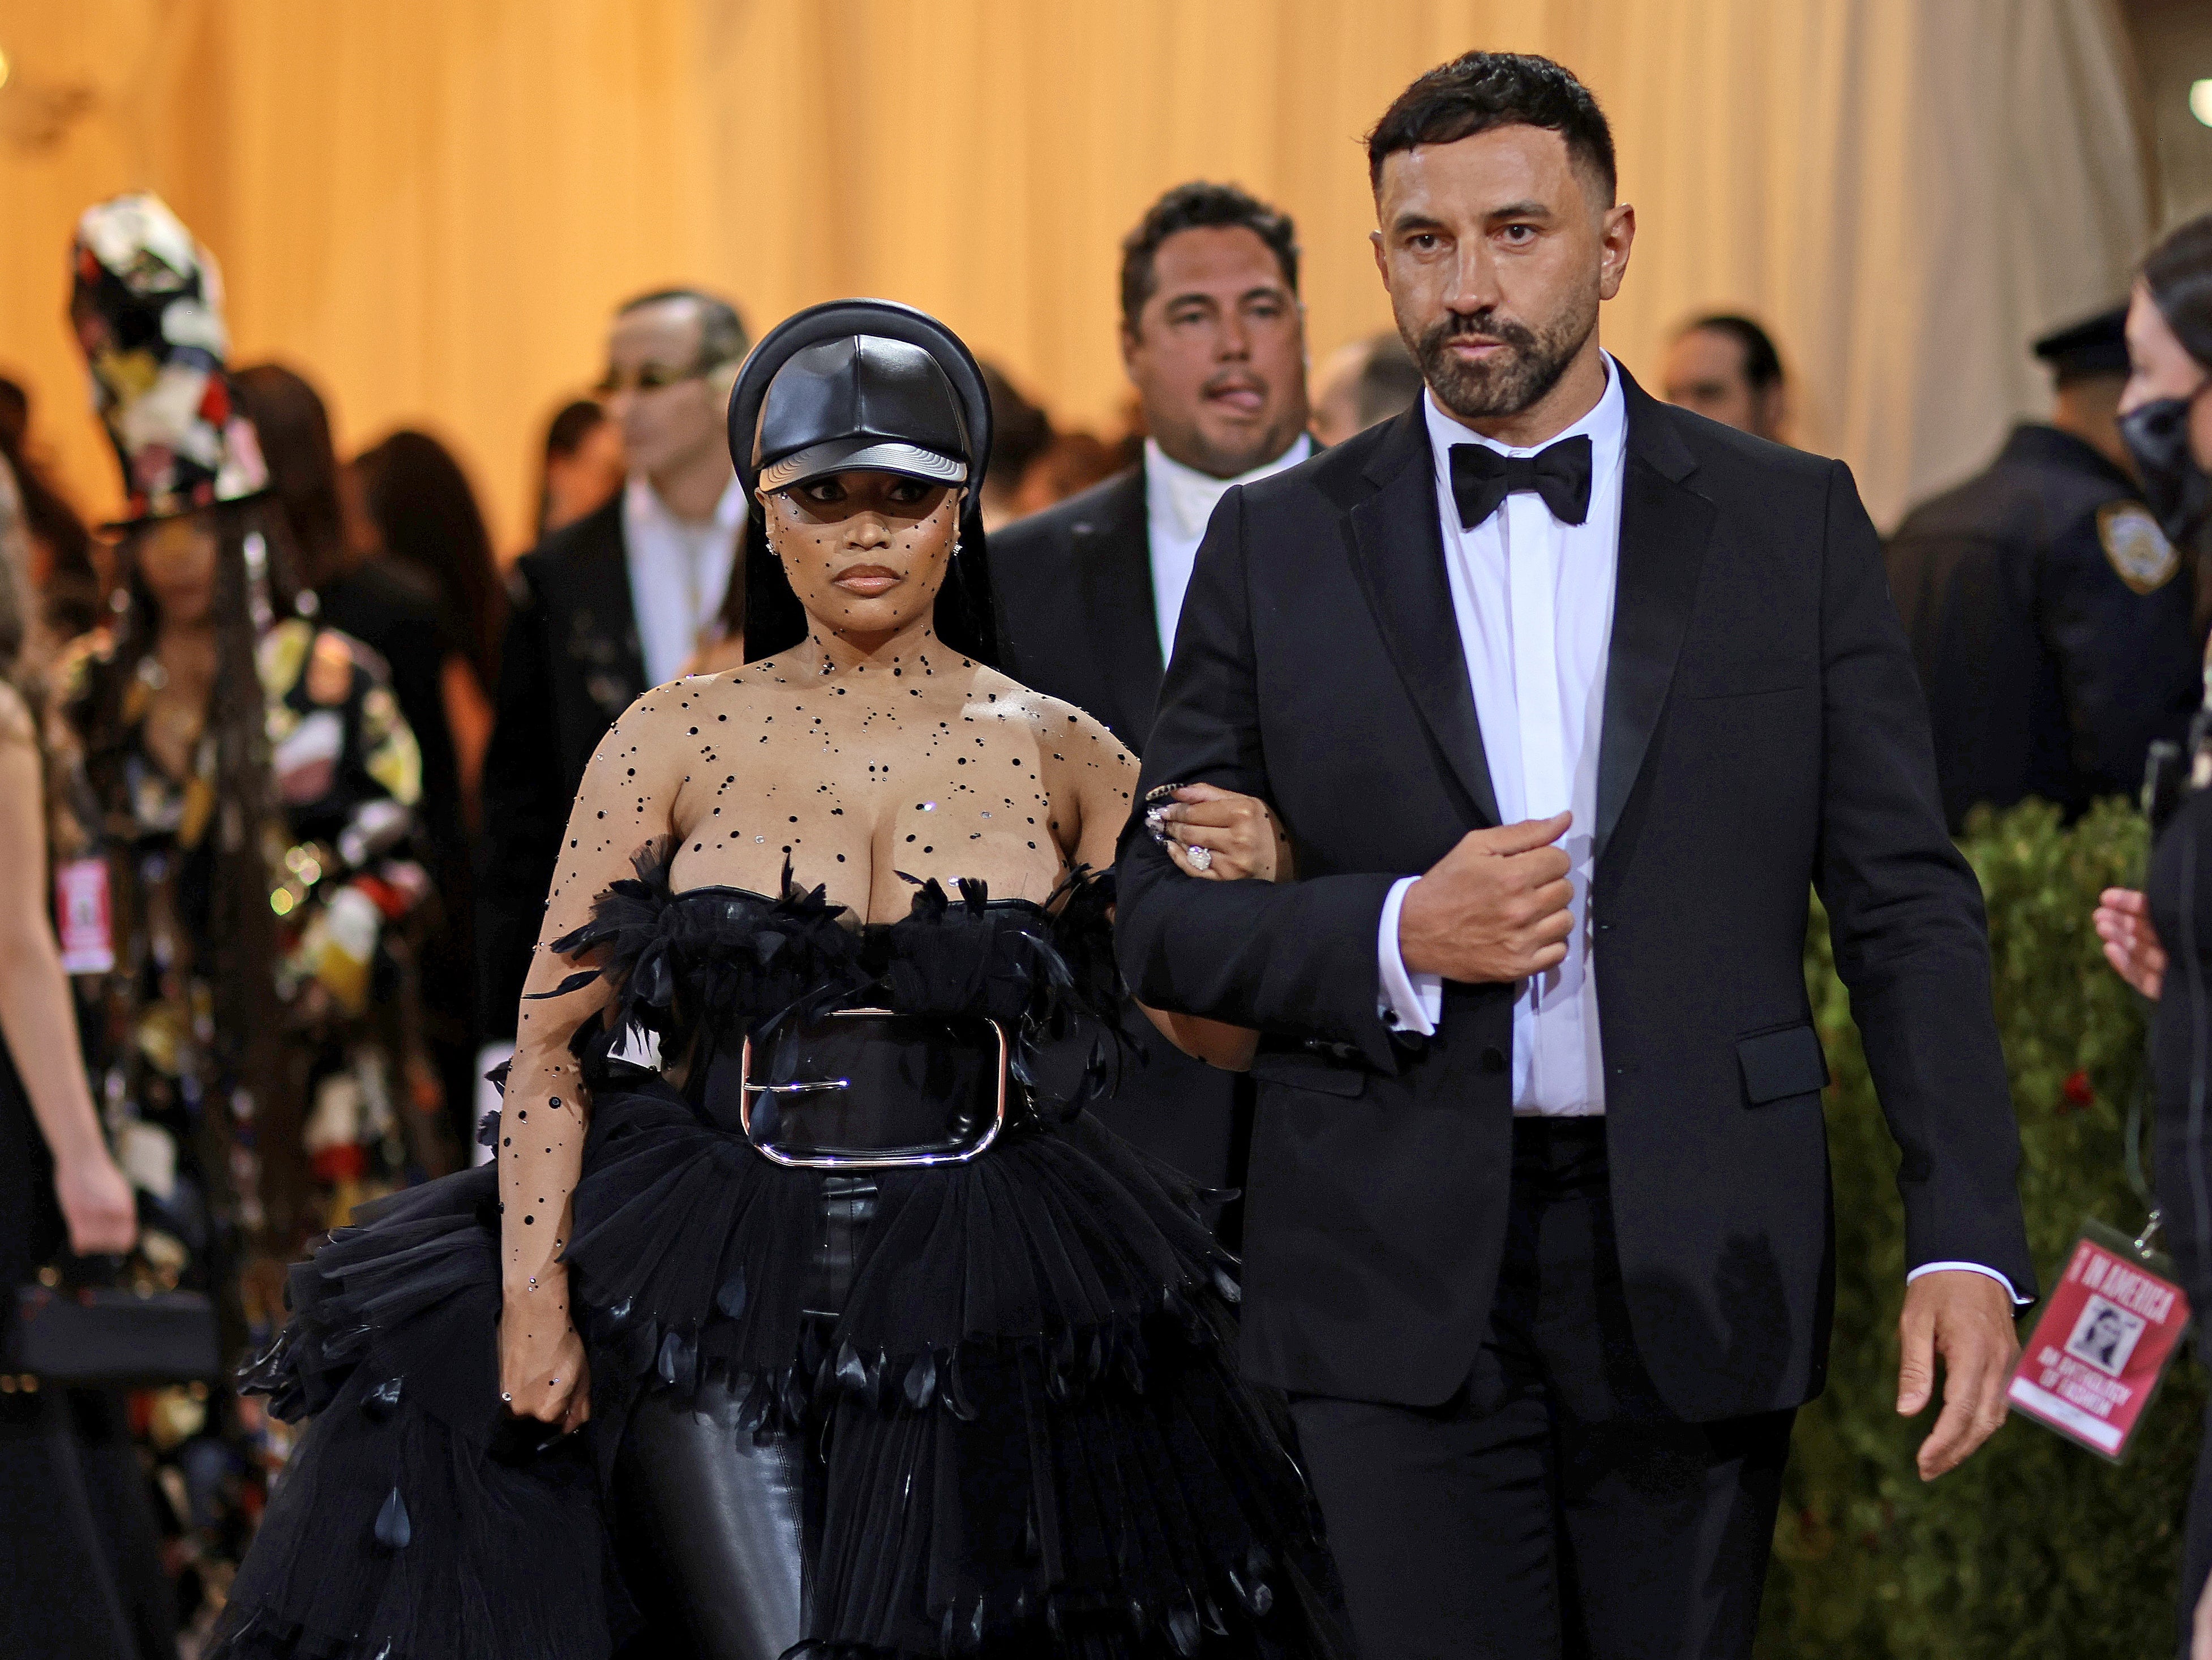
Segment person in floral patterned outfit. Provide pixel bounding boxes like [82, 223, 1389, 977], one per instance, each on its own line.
[52, 191, 452, 1641]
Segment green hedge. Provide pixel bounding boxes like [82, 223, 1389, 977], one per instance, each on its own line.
[1758, 798, 2205, 1657]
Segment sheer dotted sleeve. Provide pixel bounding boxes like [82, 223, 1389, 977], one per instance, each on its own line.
[1060, 704, 1140, 874]
[498, 690, 682, 1312]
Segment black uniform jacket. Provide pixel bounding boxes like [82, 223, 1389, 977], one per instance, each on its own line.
[477, 496, 646, 1042]
[990, 464, 1251, 1207]
[1115, 368, 2037, 1421]
[1886, 423, 2200, 831]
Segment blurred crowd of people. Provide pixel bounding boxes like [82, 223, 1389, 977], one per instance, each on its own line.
[0, 166, 2205, 1659]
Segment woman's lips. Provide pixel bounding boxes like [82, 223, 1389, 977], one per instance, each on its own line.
[833, 565, 901, 597]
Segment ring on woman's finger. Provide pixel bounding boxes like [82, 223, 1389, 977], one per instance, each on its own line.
[1189, 846, 1213, 872]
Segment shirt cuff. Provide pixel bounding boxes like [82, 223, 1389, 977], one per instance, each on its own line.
[1377, 876, 1444, 1037]
[1907, 1260, 2029, 1306]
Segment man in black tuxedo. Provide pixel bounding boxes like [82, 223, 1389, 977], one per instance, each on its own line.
[991, 183, 1313, 1207]
[477, 289, 749, 1088]
[1118, 53, 2034, 1659]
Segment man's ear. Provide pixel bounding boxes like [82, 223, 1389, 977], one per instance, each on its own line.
[1597, 202, 1636, 302]
[1118, 321, 1142, 377]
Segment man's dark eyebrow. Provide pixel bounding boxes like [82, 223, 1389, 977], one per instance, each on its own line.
[1387, 210, 1449, 238]
[1486, 200, 1554, 223]
[1161, 289, 1223, 311]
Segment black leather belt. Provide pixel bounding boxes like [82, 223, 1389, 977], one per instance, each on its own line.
[701, 1009, 1010, 1170]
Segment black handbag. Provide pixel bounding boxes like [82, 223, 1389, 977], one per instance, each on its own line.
[4, 1263, 222, 1387]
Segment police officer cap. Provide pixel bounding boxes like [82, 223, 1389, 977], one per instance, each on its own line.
[2031, 304, 2130, 384]
[731, 299, 991, 497]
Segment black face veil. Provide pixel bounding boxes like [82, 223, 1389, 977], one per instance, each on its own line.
[728, 299, 1000, 666]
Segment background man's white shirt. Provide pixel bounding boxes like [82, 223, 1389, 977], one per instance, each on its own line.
[625, 474, 747, 687]
[1145, 435, 1313, 658]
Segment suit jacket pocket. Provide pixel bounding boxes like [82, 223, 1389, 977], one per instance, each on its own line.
[1249, 1049, 1369, 1098]
[1737, 1023, 1828, 1105]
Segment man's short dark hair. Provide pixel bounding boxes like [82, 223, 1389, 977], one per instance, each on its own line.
[618, 287, 751, 371]
[1682, 314, 1784, 393]
[1366, 52, 1615, 205]
[1119, 182, 1299, 335]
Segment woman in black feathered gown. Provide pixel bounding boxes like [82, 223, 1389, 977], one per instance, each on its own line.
[208, 301, 1347, 1660]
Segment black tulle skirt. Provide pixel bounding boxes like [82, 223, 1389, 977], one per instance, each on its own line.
[207, 1060, 1347, 1659]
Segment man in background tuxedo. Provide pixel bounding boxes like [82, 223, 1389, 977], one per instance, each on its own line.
[476, 289, 749, 1092]
[989, 183, 1313, 1211]
[1118, 53, 2033, 1659]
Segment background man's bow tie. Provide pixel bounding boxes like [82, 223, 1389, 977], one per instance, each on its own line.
[1449, 435, 1594, 528]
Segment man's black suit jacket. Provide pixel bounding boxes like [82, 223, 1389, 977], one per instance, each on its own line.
[989, 465, 1251, 1207]
[1115, 368, 2037, 1423]
[989, 466, 1160, 750]
[477, 495, 648, 1043]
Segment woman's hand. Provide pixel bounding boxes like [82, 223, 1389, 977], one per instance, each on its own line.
[1147, 783, 1294, 882]
[499, 1272, 591, 1433]
[53, 1151, 136, 1256]
[2094, 887, 2167, 1000]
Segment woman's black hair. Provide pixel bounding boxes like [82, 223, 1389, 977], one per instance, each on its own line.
[537, 398, 609, 539]
[355, 429, 505, 686]
[730, 301, 1000, 667]
[2144, 211, 2212, 371]
[70, 497, 309, 1233]
[230, 363, 349, 591]
[0, 402, 102, 642]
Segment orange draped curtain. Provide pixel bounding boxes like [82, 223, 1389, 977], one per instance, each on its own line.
[0, 0, 2152, 550]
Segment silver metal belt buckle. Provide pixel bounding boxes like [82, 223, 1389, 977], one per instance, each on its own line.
[736, 1007, 1010, 1169]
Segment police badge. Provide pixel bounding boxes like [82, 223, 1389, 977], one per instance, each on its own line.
[2097, 500, 2180, 595]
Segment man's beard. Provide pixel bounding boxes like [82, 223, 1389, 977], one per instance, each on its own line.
[1412, 295, 1595, 422]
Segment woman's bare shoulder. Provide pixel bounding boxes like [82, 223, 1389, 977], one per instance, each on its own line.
[967, 666, 1129, 758]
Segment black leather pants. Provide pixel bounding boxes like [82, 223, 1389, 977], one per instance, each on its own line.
[617, 1176, 877, 1660]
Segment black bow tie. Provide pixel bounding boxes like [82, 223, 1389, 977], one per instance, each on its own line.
[1448, 435, 1593, 529]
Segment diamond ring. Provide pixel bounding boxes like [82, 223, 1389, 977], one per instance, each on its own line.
[1188, 846, 1213, 872]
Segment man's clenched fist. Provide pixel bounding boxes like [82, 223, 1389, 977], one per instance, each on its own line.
[1398, 811, 1576, 984]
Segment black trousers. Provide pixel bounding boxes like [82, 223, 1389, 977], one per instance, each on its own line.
[1289, 1118, 1794, 1660]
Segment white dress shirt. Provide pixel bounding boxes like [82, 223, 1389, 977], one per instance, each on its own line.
[1369, 355, 2018, 1298]
[1375, 359, 1624, 1116]
[624, 473, 748, 687]
[1145, 435, 1313, 658]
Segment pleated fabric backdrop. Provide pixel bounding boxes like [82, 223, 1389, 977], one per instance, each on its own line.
[0, 0, 2155, 547]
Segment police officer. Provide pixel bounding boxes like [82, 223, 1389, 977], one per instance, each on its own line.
[1888, 304, 2203, 832]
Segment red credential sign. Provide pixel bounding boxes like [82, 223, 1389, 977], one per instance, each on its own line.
[2005, 1222, 2192, 1463]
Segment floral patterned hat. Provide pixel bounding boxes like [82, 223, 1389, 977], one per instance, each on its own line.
[68, 192, 269, 526]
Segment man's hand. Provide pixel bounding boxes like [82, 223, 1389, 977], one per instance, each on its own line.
[1897, 1269, 2018, 1479]
[1397, 811, 1575, 983]
[2093, 887, 2166, 1001]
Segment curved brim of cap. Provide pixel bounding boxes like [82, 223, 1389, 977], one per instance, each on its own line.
[758, 437, 968, 493]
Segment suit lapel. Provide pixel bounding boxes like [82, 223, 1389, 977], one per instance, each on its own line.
[1347, 408, 1501, 827]
[1596, 373, 1714, 861]
[573, 500, 646, 713]
[1071, 467, 1165, 748]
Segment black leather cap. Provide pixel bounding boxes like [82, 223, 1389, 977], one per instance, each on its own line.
[756, 335, 970, 491]
[730, 300, 993, 499]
